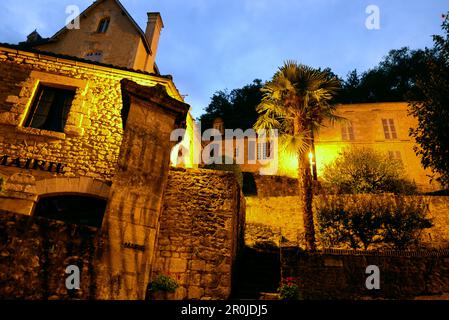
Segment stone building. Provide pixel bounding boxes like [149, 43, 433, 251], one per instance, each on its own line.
[209, 102, 439, 192]
[25, 0, 163, 73]
[0, 0, 244, 300]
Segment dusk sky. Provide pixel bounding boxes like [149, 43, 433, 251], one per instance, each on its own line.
[0, 0, 447, 118]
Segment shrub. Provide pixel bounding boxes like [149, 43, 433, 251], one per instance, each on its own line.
[278, 277, 300, 300]
[148, 274, 179, 293]
[322, 147, 417, 194]
[316, 195, 432, 250]
[382, 197, 433, 249]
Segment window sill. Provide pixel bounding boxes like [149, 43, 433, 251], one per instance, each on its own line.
[16, 126, 66, 140]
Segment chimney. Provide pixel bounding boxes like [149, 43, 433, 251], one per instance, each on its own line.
[145, 12, 164, 67]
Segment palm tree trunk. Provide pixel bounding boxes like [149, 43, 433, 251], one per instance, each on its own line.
[310, 129, 318, 181]
[295, 119, 317, 251]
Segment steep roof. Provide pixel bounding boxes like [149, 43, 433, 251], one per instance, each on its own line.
[49, 0, 153, 54]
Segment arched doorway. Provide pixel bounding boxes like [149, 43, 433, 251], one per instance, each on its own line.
[34, 194, 107, 228]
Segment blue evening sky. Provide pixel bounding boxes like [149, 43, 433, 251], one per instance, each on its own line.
[0, 0, 447, 118]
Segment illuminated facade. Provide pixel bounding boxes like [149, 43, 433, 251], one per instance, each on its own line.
[210, 102, 438, 191]
[0, 0, 242, 300]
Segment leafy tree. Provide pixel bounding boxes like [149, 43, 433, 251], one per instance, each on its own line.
[254, 61, 341, 251]
[200, 46, 433, 135]
[322, 147, 417, 194]
[409, 13, 449, 188]
[317, 195, 432, 250]
[336, 47, 429, 103]
[199, 79, 263, 132]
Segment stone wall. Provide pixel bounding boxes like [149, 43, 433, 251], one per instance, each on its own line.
[245, 196, 302, 248]
[152, 167, 246, 300]
[0, 211, 101, 299]
[281, 247, 449, 299]
[0, 45, 182, 214]
[245, 195, 449, 249]
[0, 46, 179, 182]
[96, 80, 189, 300]
[249, 174, 298, 197]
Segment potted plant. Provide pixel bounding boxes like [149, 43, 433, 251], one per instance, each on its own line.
[147, 274, 179, 300]
[278, 277, 300, 300]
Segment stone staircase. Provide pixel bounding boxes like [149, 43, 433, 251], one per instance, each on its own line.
[231, 247, 281, 300]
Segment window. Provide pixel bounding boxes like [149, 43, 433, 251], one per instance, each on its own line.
[388, 151, 403, 164]
[257, 141, 271, 160]
[213, 121, 224, 134]
[341, 122, 355, 141]
[97, 18, 110, 33]
[85, 52, 103, 62]
[24, 85, 75, 133]
[248, 141, 256, 161]
[382, 119, 398, 139]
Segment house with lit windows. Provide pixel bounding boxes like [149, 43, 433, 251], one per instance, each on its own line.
[210, 102, 438, 192]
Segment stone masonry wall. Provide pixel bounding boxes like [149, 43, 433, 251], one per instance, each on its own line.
[0, 46, 179, 183]
[0, 45, 180, 215]
[251, 174, 298, 197]
[281, 248, 449, 299]
[96, 80, 189, 300]
[153, 167, 246, 300]
[0, 211, 101, 299]
[245, 195, 449, 249]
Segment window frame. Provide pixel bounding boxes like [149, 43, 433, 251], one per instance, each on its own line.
[24, 84, 76, 133]
[388, 150, 403, 163]
[341, 122, 355, 141]
[97, 17, 110, 33]
[382, 118, 398, 140]
[257, 141, 271, 160]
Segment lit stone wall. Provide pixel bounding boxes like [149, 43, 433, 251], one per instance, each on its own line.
[90, 79, 189, 300]
[281, 248, 449, 300]
[245, 195, 449, 249]
[153, 167, 246, 300]
[0, 45, 183, 215]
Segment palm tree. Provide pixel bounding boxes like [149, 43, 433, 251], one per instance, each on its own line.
[254, 61, 341, 251]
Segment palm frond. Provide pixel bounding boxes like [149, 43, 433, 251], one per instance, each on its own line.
[279, 133, 310, 156]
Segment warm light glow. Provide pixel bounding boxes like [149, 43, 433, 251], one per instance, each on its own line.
[170, 113, 196, 168]
[308, 152, 314, 163]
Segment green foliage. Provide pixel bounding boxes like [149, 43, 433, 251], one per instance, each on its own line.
[317, 195, 433, 250]
[408, 13, 449, 188]
[322, 147, 417, 195]
[199, 46, 433, 131]
[278, 277, 300, 300]
[199, 79, 263, 132]
[337, 47, 429, 103]
[253, 61, 341, 251]
[148, 274, 179, 293]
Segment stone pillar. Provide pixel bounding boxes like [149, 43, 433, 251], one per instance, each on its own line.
[97, 79, 189, 299]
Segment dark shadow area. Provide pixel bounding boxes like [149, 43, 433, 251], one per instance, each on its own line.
[425, 189, 449, 196]
[34, 195, 107, 228]
[230, 246, 280, 300]
[242, 172, 257, 196]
